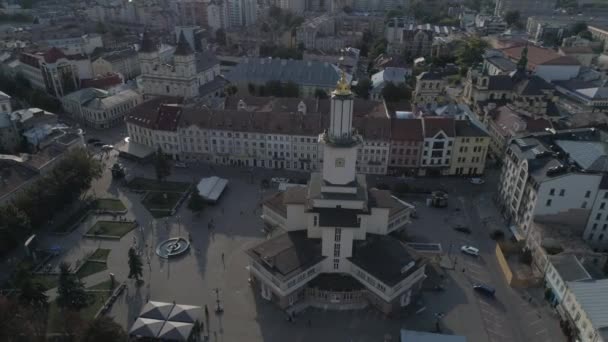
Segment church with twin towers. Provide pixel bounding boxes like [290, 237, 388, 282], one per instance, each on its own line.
[246, 73, 427, 314]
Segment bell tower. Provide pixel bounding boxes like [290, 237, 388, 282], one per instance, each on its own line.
[320, 72, 361, 186]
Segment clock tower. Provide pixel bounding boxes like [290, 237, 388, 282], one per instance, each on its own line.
[320, 72, 361, 186]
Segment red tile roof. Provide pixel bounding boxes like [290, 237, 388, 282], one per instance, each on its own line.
[42, 47, 67, 63]
[125, 97, 184, 131]
[391, 118, 423, 141]
[501, 45, 579, 69]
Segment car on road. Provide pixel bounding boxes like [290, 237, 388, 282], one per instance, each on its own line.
[473, 284, 495, 297]
[271, 177, 290, 183]
[87, 138, 100, 144]
[101, 144, 114, 151]
[453, 225, 471, 234]
[174, 162, 188, 168]
[461, 245, 480, 256]
[470, 178, 485, 185]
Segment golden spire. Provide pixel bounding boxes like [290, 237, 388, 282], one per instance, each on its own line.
[333, 70, 351, 96]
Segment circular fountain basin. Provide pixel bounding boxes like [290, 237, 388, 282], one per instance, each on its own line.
[156, 237, 190, 258]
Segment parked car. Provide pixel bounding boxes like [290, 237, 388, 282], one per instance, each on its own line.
[461, 245, 480, 257]
[453, 225, 471, 234]
[473, 284, 495, 297]
[271, 177, 290, 183]
[87, 138, 100, 144]
[101, 144, 114, 151]
[175, 162, 188, 168]
[470, 178, 485, 185]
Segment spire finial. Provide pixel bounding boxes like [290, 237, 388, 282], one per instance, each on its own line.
[334, 70, 351, 96]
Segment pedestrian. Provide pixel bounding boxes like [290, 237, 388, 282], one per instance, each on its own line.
[462, 268, 465, 273]
[205, 305, 209, 318]
[221, 253, 225, 266]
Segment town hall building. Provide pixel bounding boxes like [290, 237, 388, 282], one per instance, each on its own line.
[246, 74, 427, 315]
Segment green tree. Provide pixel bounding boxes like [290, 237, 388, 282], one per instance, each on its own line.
[188, 191, 205, 214]
[283, 81, 299, 97]
[314, 88, 328, 99]
[247, 83, 256, 95]
[456, 37, 489, 69]
[353, 78, 372, 99]
[153, 147, 171, 182]
[571, 21, 587, 35]
[381, 82, 410, 102]
[18, 278, 48, 308]
[57, 263, 89, 311]
[0, 204, 31, 246]
[504, 10, 521, 27]
[128, 247, 143, 282]
[81, 316, 127, 342]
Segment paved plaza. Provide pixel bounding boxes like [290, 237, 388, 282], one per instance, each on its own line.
[24, 142, 567, 342]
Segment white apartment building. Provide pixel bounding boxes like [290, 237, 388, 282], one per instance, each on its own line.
[499, 129, 608, 250]
[227, 0, 257, 27]
[44, 33, 103, 55]
[207, 0, 229, 32]
[92, 49, 141, 80]
[420, 118, 454, 176]
[564, 280, 608, 342]
[62, 88, 143, 129]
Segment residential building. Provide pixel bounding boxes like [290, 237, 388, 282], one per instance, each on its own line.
[544, 255, 592, 307]
[225, 58, 347, 98]
[564, 280, 608, 342]
[412, 72, 447, 109]
[419, 118, 454, 176]
[498, 128, 608, 251]
[370, 67, 412, 101]
[553, 80, 608, 113]
[226, 0, 257, 27]
[385, 20, 456, 59]
[43, 33, 103, 55]
[277, 0, 305, 14]
[138, 31, 221, 100]
[352, 0, 410, 12]
[92, 48, 141, 80]
[474, 15, 507, 35]
[449, 120, 490, 176]
[558, 46, 596, 67]
[0, 91, 19, 153]
[207, 0, 229, 32]
[389, 118, 423, 176]
[246, 75, 426, 315]
[19, 48, 79, 98]
[527, 16, 608, 46]
[295, 15, 343, 52]
[483, 49, 517, 76]
[62, 88, 143, 129]
[500, 45, 580, 82]
[494, 0, 555, 17]
[588, 25, 608, 52]
[174, 0, 209, 27]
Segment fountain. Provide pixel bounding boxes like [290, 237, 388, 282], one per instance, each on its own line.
[156, 237, 190, 258]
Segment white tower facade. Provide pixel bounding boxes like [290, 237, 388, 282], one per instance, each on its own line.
[320, 72, 361, 186]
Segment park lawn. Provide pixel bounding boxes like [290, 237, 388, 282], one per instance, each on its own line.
[53, 205, 90, 233]
[76, 261, 107, 279]
[46, 291, 111, 334]
[89, 248, 111, 261]
[87, 220, 137, 238]
[142, 191, 183, 211]
[87, 279, 115, 291]
[127, 177, 190, 192]
[94, 198, 126, 211]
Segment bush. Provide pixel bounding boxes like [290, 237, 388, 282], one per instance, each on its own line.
[490, 229, 505, 241]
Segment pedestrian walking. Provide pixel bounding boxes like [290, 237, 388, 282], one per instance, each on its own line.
[221, 253, 225, 267]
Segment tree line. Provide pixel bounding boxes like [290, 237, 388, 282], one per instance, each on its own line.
[0, 72, 61, 113]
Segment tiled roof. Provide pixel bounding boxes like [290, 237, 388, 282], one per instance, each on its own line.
[125, 97, 184, 131]
[455, 120, 488, 137]
[423, 117, 455, 138]
[391, 118, 423, 141]
[195, 51, 219, 73]
[226, 58, 343, 88]
[42, 47, 66, 63]
[501, 45, 579, 68]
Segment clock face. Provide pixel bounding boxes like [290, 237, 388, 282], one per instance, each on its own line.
[335, 158, 345, 167]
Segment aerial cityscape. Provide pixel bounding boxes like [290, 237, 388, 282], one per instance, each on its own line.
[1, 0, 608, 341]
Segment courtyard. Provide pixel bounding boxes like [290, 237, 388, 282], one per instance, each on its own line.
[16, 147, 566, 341]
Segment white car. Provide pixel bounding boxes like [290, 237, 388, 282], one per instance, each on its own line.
[174, 162, 188, 168]
[101, 144, 114, 151]
[271, 177, 290, 183]
[461, 245, 480, 256]
[470, 178, 485, 185]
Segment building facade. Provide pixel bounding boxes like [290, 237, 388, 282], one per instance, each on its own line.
[92, 48, 141, 80]
[62, 88, 143, 129]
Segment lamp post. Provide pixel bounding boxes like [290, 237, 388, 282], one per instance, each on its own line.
[213, 288, 223, 313]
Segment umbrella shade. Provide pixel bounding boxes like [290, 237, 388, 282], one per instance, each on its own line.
[167, 304, 201, 323]
[158, 321, 194, 341]
[139, 301, 175, 320]
[129, 318, 165, 337]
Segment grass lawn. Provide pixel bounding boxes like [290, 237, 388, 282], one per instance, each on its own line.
[86, 220, 137, 238]
[89, 248, 111, 261]
[142, 191, 183, 211]
[33, 274, 59, 290]
[53, 205, 90, 233]
[46, 291, 111, 334]
[127, 177, 190, 192]
[76, 261, 107, 278]
[94, 198, 126, 211]
[87, 279, 115, 291]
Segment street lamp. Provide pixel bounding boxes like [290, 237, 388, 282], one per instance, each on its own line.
[213, 288, 223, 314]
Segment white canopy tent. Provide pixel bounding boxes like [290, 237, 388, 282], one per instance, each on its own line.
[196, 176, 228, 203]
